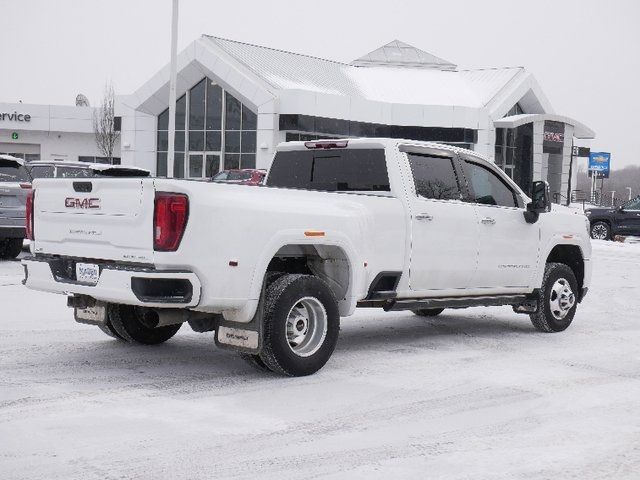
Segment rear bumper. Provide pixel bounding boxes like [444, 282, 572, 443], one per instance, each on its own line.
[0, 224, 25, 239]
[22, 256, 201, 308]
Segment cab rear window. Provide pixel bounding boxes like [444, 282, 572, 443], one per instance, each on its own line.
[267, 149, 390, 192]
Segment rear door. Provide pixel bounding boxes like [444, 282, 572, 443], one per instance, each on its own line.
[33, 177, 156, 263]
[459, 155, 538, 289]
[405, 150, 479, 292]
[0, 158, 30, 225]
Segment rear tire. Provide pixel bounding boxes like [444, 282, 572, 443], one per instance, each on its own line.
[240, 354, 272, 372]
[98, 317, 127, 341]
[108, 304, 181, 344]
[590, 221, 611, 240]
[530, 263, 578, 333]
[0, 238, 22, 259]
[258, 274, 340, 376]
[413, 308, 444, 317]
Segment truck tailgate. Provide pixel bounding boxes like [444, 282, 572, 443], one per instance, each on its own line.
[33, 178, 155, 263]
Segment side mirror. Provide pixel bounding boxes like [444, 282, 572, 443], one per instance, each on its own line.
[617, 205, 625, 213]
[524, 181, 551, 224]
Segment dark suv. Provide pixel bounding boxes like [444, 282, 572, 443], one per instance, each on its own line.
[586, 196, 640, 240]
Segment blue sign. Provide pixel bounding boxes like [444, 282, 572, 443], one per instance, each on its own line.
[588, 152, 611, 178]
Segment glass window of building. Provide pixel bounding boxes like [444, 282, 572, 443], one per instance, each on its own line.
[156, 77, 257, 178]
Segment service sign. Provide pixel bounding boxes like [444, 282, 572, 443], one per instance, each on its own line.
[588, 152, 611, 178]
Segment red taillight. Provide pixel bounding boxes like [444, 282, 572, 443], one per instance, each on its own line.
[20, 183, 32, 189]
[153, 192, 188, 251]
[304, 140, 348, 149]
[26, 190, 35, 241]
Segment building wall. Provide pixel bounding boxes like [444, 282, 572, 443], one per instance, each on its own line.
[0, 102, 120, 162]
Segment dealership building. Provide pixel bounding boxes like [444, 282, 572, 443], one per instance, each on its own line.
[0, 102, 118, 163]
[2, 37, 595, 201]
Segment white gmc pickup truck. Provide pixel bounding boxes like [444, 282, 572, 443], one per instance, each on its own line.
[23, 139, 592, 376]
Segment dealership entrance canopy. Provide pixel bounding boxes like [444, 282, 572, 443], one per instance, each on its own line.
[118, 37, 594, 200]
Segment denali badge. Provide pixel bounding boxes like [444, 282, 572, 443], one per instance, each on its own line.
[65, 197, 101, 209]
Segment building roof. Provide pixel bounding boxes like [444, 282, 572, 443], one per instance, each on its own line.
[494, 113, 596, 139]
[351, 40, 457, 70]
[202, 36, 524, 108]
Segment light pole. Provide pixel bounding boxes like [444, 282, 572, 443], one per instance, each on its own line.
[166, 0, 179, 178]
[611, 191, 616, 207]
[626, 187, 633, 201]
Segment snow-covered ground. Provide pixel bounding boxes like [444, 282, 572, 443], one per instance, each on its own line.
[1, 242, 639, 479]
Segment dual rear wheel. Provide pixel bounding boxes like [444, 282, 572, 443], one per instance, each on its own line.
[0, 238, 23, 260]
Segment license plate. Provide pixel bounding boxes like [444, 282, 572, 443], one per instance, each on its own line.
[75, 304, 107, 324]
[76, 262, 100, 285]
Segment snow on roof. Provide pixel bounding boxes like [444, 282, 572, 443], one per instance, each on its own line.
[203, 36, 525, 108]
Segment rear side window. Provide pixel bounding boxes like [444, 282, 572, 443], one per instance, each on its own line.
[0, 160, 30, 183]
[267, 149, 390, 192]
[29, 166, 55, 179]
[462, 160, 517, 208]
[407, 153, 462, 201]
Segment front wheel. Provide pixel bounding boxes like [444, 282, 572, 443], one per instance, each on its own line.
[590, 221, 611, 240]
[530, 263, 578, 333]
[258, 274, 340, 376]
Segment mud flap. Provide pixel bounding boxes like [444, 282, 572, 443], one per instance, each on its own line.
[214, 284, 265, 355]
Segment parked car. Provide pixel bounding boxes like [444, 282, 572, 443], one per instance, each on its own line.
[0, 154, 31, 259]
[211, 169, 266, 185]
[586, 196, 640, 240]
[26, 160, 150, 179]
[23, 139, 592, 376]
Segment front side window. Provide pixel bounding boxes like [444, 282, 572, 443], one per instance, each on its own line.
[407, 153, 461, 201]
[462, 160, 517, 208]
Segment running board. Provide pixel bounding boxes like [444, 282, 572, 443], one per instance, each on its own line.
[384, 294, 529, 312]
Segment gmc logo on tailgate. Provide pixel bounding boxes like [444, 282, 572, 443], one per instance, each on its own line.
[65, 197, 101, 209]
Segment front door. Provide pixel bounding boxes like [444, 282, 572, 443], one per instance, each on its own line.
[459, 155, 539, 289]
[406, 151, 479, 292]
[616, 197, 640, 236]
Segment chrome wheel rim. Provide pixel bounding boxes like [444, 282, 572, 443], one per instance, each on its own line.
[549, 278, 576, 320]
[285, 297, 327, 357]
[591, 223, 608, 240]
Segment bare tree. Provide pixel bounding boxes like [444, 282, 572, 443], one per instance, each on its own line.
[92, 82, 119, 163]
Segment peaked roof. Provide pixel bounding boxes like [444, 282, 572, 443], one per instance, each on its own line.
[351, 40, 457, 70]
[201, 36, 526, 108]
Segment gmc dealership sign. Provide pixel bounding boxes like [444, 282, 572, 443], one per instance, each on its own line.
[543, 120, 565, 154]
[0, 111, 32, 122]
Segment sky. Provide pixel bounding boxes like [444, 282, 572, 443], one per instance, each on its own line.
[1, 0, 639, 168]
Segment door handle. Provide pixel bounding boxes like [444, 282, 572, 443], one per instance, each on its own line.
[481, 217, 496, 225]
[415, 213, 433, 222]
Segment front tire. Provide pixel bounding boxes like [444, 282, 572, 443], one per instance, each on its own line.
[530, 263, 578, 333]
[108, 304, 181, 344]
[259, 274, 340, 376]
[590, 221, 611, 240]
